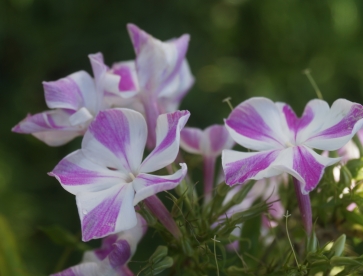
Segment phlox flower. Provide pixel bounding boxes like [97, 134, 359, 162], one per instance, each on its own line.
[52, 213, 147, 276]
[180, 125, 234, 202]
[222, 97, 363, 233]
[12, 53, 110, 146]
[105, 24, 194, 148]
[50, 108, 189, 241]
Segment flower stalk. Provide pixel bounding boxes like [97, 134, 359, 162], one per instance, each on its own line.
[144, 195, 182, 239]
[293, 178, 312, 235]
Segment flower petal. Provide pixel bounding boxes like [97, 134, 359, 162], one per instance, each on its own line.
[107, 239, 131, 268]
[140, 110, 190, 173]
[158, 60, 195, 112]
[69, 107, 93, 126]
[77, 183, 137, 241]
[202, 125, 234, 157]
[129, 24, 190, 96]
[180, 127, 203, 154]
[222, 149, 281, 186]
[133, 163, 187, 205]
[51, 263, 100, 276]
[225, 97, 288, 151]
[127, 23, 150, 55]
[304, 99, 363, 150]
[274, 146, 340, 194]
[49, 150, 126, 195]
[89, 53, 107, 111]
[82, 109, 147, 174]
[43, 71, 96, 111]
[109, 60, 139, 98]
[12, 109, 82, 146]
[277, 100, 329, 143]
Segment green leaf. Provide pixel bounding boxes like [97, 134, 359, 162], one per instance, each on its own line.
[346, 159, 363, 181]
[0, 213, 26, 276]
[39, 225, 88, 251]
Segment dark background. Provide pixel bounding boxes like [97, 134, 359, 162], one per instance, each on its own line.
[1, 0, 363, 274]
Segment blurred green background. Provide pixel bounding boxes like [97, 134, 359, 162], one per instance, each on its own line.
[2, 0, 363, 274]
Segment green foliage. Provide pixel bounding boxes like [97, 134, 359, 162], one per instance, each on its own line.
[0, 214, 26, 276]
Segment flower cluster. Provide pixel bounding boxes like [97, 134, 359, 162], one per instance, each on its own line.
[13, 24, 363, 275]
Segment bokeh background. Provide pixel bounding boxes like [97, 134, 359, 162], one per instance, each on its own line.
[2, 0, 363, 274]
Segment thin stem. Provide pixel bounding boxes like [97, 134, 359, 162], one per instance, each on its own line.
[293, 178, 312, 235]
[212, 235, 220, 276]
[144, 195, 182, 239]
[284, 211, 299, 267]
[203, 156, 216, 204]
[303, 69, 323, 100]
[53, 246, 73, 273]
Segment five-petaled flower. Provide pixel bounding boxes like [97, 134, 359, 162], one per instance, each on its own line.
[105, 24, 194, 148]
[222, 97, 363, 194]
[50, 108, 189, 241]
[52, 213, 147, 276]
[12, 53, 110, 146]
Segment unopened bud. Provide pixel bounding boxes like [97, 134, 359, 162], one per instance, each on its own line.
[330, 234, 346, 257]
[306, 231, 317, 253]
[330, 256, 362, 267]
[149, 246, 168, 264]
[150, 256, 173, 275]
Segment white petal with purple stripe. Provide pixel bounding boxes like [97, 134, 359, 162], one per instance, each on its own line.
[140, 110, 190, 173]
[77, 183, 136, 241]
[133, 163, 187, 205]
[82, 109, 147, 174]
[225, 98, 288, 151]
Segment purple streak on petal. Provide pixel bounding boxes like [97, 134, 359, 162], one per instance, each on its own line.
[51, 268, 77, 276]
[89, 110, 131, 170]
[208, 125, 232, 154]
[127, 24, 149, 54]
[12, 112, 67, 134]
[311, 104, 363, 139]
[203, 156, 216, 203]
[43, 77, 83, 110]
[153, 110, 189, 154]
[109, 239, 131, 268]
[82, 186, 124, 241]
[224, 151, 279, 185]
[180, 128, 201, 152]
[141, 95, 161, 149]
[136, 174, 182, 187]
[94, 234, 118, 260]
[144, 195, 181, 239]
[118, 266, 134, 276]
[282, 105, 313, 139]
[226, 104, 282, 146]
[113, 66, 137, 91]
[50, 159, 113, 185]
[293, 178, 312, 234]
[292, 146, 324, 193]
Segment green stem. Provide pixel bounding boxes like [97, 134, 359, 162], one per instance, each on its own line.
[54, 246, 73, 273]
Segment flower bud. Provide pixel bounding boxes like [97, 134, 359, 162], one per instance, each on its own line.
[150, 256, 173, 275]
[330, 234, 346, 257]
[330, 256, 361, 267]
[306, 231, 317, 253]
[149, 246, 168, 264]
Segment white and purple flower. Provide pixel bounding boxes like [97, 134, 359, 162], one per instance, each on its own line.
[50, 108, 189, 241]
[12, 53, 109, 146]
[222, 97, 363, 233]
[52, 213, 147, 276]
[180, 125, 234, 202]
[105, 24, 194, 148]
